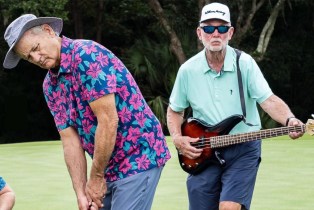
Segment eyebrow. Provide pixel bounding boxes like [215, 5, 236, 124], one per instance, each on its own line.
[26, 43, 39, 61]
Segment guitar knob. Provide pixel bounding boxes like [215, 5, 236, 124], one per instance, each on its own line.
[188, 165, 192, 168]
[181, 163, 185, 166]
[195, 162, 199, 166]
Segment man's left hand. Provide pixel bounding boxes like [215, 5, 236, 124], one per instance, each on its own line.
[287, 117, 304, 139]
[86, 176, 106, 209]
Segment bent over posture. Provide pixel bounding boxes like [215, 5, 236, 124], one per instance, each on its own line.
[4, 14, 170, 210]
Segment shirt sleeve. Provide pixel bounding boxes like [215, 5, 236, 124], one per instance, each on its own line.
[169, 66, 190, 112]
[243, 54, 273, 104]
[43, 74, 71, 132]
[0, 177, 6, 191]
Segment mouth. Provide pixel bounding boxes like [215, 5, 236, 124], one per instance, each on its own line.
[39, 58, 46, 67]
[211, 40, 221, 45]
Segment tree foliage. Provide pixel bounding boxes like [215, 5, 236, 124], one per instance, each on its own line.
[0, 0, 313, 142]
[0, 0, 68, 21]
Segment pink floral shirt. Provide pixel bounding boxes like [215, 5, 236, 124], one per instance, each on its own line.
[43, 36, 170, 181]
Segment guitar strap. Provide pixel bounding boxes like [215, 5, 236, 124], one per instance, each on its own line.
[234, 48, 255, 126]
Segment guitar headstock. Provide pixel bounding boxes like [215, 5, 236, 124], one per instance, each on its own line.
[306, 119, 314, 136]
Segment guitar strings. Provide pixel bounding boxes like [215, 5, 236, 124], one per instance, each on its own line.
[190, 125, 305, 149]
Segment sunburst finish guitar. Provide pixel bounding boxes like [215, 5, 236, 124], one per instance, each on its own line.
[179, 115, 314, 175]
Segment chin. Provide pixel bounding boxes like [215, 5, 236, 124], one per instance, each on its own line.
[40, 64, 50, 70]
[44, 62, 55, 70]
[210, 46, 223, 51]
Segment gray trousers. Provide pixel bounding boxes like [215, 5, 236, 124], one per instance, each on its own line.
[102, 166, 163, 210]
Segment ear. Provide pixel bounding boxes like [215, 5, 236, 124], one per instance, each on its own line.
[196, 27, 202, 41]
[41, 24, 55, 36]
[228, 27, 234, 40]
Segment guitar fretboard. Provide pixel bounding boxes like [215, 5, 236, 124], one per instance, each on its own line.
[210, 125, 305, 148]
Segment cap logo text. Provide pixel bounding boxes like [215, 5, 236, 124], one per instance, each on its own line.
[205, 10, 226, 16]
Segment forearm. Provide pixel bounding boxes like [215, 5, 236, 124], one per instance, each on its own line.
[260, 94, 295, 126]
[64, 145, 87, 198]
[166, 106, 184, 138]
[0, 185, 15, 210]
[91, 118, 117, 178]
[89, 93, 118, 178]
[60, 127, 87, 198]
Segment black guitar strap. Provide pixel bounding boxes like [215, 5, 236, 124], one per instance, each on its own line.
[234, 48, 255, 126]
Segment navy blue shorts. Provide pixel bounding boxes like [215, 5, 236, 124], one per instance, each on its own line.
[187, 140, 261, 210]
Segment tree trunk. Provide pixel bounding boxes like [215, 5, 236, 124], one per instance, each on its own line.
[255, 0, 286, 61]
[71, 0, 84, 38]
[96, 0, 104, 43]
[232, 0, 266, 46]
[197, 0, 205, 50]
[148, 0, 186, 64]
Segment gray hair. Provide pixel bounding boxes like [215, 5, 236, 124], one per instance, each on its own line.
[29, 25, 58, 36]
[30, 25, 43, 34]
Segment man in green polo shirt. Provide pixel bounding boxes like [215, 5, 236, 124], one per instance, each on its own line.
[167, 2, 304, 210]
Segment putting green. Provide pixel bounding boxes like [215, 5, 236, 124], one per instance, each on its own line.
[0, 134, 313, 210]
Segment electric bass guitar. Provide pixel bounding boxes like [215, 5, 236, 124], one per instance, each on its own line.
[179, 115, 314, 175]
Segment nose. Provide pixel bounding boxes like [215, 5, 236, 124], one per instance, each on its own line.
[212, 28, 220, 36]
[29, 51, 41, 64]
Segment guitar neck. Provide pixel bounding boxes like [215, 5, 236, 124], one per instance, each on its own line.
[210, 125, 305, 148]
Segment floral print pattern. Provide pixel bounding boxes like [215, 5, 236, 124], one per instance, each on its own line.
[0, 177, 6, 191]
[43, 36, 170, 182]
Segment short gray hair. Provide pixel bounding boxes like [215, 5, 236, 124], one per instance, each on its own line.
[29, 25, 44, 34]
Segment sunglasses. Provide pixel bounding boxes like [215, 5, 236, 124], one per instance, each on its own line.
[200, 25, 230, 34]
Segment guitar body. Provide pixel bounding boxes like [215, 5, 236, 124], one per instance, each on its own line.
[179, 115, 313, 175]
[179, 115, 244, 175]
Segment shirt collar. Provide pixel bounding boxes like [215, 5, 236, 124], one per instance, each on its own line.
[48, 36, 74, 77]
[202, 45, 235, 74]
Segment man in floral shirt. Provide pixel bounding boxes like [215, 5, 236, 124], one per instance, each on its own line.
[3, 14, 170, 210]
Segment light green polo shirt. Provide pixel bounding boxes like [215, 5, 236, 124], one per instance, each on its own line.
[169, 45, 273, 134]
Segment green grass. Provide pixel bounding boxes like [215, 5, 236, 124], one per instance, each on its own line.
[0, 134, 313, 210]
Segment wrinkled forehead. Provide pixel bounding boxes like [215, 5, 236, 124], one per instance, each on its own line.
[13, 30, 37, 58]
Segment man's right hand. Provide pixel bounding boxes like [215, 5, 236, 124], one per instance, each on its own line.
[173, 136, 203, 159]
[77, 195, 99, 210]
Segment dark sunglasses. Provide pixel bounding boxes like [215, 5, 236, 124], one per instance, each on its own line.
[200, 25, 230, 34]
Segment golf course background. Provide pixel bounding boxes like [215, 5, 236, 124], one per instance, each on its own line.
[0, 135, 313, 210]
